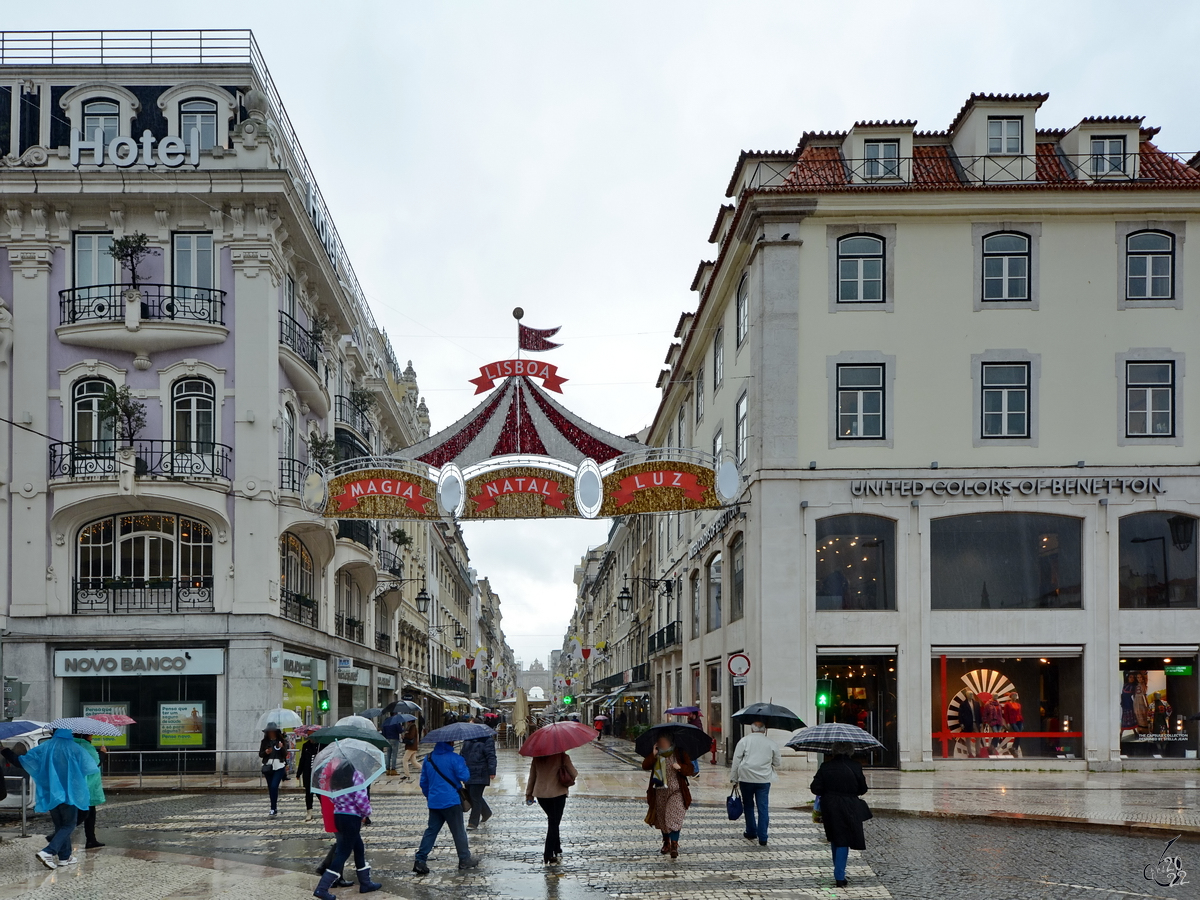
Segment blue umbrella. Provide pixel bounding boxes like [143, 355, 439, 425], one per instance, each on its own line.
[360, 707, 384, 719]
[421, 722, 494, 744]
[381, 714, 416, 740]
[0, 721, 45, 741]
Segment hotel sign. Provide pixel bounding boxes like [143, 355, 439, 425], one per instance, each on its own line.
[850, 476, 1168, 498]
[71, 129, 201, 168]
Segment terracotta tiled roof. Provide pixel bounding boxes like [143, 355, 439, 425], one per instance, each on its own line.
[1138, 142, 1200, 182]
[948, 92, 1049, 134]
[794, 131, 847, 155]
[707, 204, 735, 244]
[723, 149, 797, 198]
[1036, 128, 1069, 140]
[673, 312, 694, 340]
[689, 260, 714, 292]
[852, 119, 917, 129]
[1079, 115, 1143, 125]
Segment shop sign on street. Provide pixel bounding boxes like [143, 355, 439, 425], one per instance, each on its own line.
[54, 648, 224, 677]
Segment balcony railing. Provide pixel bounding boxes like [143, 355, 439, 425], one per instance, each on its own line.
[279, 311, 319, 370]
[593, 672, 626, 692]
[335, 395, 372, 442]
[375, 632, 392, 653]
[280, 588, 318, 629]
[73, 577, 214, 614]
[336, 519, 377, 549]
[49, 440, 232, 481]
[376, 550, 404, 579]
[648, 621, 683, 655]
[59, 284, 226, 326]
[432, 674, 470, 694]
[335, 614, 365, 644]
[279, 457, 319, 493]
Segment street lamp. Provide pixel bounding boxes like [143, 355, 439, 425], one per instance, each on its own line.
[618, 585, 632, 612]
[454, 628, 465, 648]
[415, 588, 431, 614]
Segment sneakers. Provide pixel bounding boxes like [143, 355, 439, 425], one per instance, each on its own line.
[36, 851, 58, 870]
[59, 855, 80, 866]
[268, 810, 279, 817]
[458, 855, 482, 870]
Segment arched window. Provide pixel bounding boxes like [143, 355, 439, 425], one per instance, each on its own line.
[730, 535, 745, 622]
[930, 513, 1081, 609]
[837, 235, 884, 302]
[172, 378, 215, 452]
[280, 533, 314, 600]
[73, 378, 115, 453]
[281, 405, 297, 461]
[180, 99, 218, 151]
[1119, 512, 1197, 608]
[82, 99, 120, 145]
[1126, 231, 1174, 300]
[816, 514, 896, 610]
[706, 553, 723, 632]
[75, 512, 213, 606]
[982, 232, 1030, 301]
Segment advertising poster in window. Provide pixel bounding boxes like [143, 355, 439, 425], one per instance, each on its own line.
[1120, 670, 1185, 750]
[158, 702, 205, 747]
[81, 702, 129, 748]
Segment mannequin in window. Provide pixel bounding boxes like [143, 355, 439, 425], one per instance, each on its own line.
[1134, 671, 1151, 731]
[979, 692, 1004, 755]
[957, 691, 981, 758]
[1120, 671, 1141, 740]
[1150, 692, 1173, 738]
[1002, 692, 1023, 758]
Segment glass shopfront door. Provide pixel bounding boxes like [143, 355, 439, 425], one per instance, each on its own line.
[816, 654, 898, 767]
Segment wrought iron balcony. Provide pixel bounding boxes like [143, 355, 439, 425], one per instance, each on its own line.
[49, 440, 232, 481]
[279, 457, 321, 493]
[648, 621, 683, 656]
[336, 614, 365, 644]
[432, 674, 470, 693]
[375, 632, 392, 653]
[73, 577, 214, 614]
[279, 311, 319, 370]
[334, 395, 372, 442]
[60, 284, 226, 326]
[336, 519, 377, 549]
[280, 588, 318, 628]
[593, 672, 626, 692]
[377, 550, 405, 579]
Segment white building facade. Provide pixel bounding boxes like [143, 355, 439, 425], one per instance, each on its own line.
[648, 92, 1200, 770]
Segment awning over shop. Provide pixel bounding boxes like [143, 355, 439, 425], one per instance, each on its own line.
[468, 699, 487, 711]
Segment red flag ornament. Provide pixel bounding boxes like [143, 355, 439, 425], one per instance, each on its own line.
[518, 323, 562, 352]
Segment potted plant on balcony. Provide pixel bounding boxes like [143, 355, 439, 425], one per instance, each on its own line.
[388, 526, 413, 548]
[305, 432, 337, 470]
[98, 385, 148, 485]
[106, 232, 160, 318]
[350, 387, 376, 413]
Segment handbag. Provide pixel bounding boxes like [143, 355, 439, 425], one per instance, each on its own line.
[726, 786, 744, 821]
[428, 757, 472, 812]
[557, 757, 576, 788]
[261, 763, 273, 778]
[858, 798, 873, 821]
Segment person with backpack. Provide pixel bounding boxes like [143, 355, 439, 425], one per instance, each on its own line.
[460, 720, 497, 829]
[411, 742, 481, 875]
[525, 750, 578, 864]
[729, 719, 782, 846]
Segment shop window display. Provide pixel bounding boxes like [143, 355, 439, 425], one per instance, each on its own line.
[930, 513, 1082, 609]
[1118, 513, 1198, 608]
[1118, 657, 1197, 758]
[931, 656, 1083, 759]
[816, 656, 898, 767]
[815, 514, 896, 610]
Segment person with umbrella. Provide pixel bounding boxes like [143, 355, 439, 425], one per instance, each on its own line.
[729, 719, 782, 846]
[460, 718, 497, 829]
[809, 741, 870, 889]
[311, 742, 384, 899]
[412, 722, 487, 874]
[381, 716, 403, 778]
[401, 716, 420, 781]
[2, 728, 99, 869]
[639, 728, 699, 859]
[521, 720, 590, 864]
[72, 733, 107, 850]
[294, 727, 320, 823]
[259, 722, 290, 817]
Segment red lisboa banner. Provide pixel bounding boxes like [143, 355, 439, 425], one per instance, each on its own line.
[469, 359, 568, 394]
[611, 470, 709, 508]
[471, 475, 568, 511]
[333, 477, 434, 513]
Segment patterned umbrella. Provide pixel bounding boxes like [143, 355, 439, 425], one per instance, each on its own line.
[421, 722, 495, 744]
[784, 722, 885, 753]
[47, 717, 121, 737]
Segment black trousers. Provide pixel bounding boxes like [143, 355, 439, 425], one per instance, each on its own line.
[537, 795, 566, 858]
[79, 806, 98, 845]
[467, 783, 491, 826]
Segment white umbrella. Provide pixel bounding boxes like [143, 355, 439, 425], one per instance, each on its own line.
[257, 708, 304, 731]
[311, 738, 386, 798]
[334, 715, 378, 731]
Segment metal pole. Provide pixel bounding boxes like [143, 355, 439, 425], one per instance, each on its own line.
[21, 777, 27, 837]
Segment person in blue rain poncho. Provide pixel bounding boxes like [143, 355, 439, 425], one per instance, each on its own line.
[2, 729, 99, 869]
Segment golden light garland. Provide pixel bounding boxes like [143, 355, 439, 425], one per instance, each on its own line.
[461, 465, 578, 519]
[598, 460, 719, 517]
[323, 467, 441, 521]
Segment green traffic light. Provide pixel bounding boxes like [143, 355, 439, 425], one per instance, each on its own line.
[563, 695, 573, 705]
[316, 689, 331, 712]
[816, 693, 830, 708]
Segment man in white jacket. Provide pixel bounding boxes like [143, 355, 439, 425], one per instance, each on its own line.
[729, 720, 782, 846]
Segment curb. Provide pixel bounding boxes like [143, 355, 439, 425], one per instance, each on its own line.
[866, 805, 1200, 842]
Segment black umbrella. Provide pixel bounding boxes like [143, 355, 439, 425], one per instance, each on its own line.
[731, 702, 806, 732]
[633, 723, 712, 760]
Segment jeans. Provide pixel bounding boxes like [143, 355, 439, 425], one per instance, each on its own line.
[832, 845, 850, 881]
[386, 739, 401, 770]
[537, 795, 566, 857]
[467, 783, 491, 827]
[266, 766, 285, 811]
[328, 814, 367, 874]
[44, 803, 79, 861]
[415, 804, 470, 865]
[740, 782, 770, 842]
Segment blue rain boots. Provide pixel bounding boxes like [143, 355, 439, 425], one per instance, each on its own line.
[356, 866, 381, 893]
[313, 868, 341, 900]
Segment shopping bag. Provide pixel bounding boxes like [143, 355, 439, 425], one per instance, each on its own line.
[726, 786, 744, 821]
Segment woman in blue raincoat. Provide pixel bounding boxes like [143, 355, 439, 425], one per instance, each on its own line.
[1, 729, 98, 869]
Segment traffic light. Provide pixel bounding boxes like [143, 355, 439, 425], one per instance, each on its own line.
[316, 690, 331, 713]
[562, 695, 574, 706]
[4, 677, 31, 720]
[305, 658, 319, 690]
[815, 679, 833, 709]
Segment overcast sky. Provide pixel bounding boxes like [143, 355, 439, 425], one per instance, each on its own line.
[19, 2, 1200, 667]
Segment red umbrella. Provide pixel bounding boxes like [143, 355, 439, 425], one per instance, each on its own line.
[89, 713, 136, 726]
[518, 720, 597, 757]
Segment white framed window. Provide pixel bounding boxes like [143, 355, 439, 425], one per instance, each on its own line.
[284, 274, 297, 319]
[987, 117, 1022, 154]
[837, 235, 884, 302]
[713, 329, 724, 391]
[712, 428, 723, 460]
[982, 232, 1030, 301]
[837, 365, 884, 439]
[981, 363, 1030, 438]
[174, 233, 213, 294]
[677, 405, 686, 449]
[865, 140, 900, 178]
[735, 393, 748, 464]
[82, 99, 120, 146]
[172, 378, 216, 452]
[1126, 362, 1174, 437]
[280, 533, 314, 599]
[73, 378, 115, 453]
[706, 553, 722, 633]
[1091, 136, 1127, 176]
[736, 277, 749, 346]
[74, 233, 115, 288]
[1126, 231, 1174, 300]
[180, 99, 218, 151]
[282, 405, 296, 460]
[695, 365, 704, 422]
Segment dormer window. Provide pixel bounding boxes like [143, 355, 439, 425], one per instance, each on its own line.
[987, 117, 1022, 154]
[864, 141, 899, 178]
[83, 100, 120, 145]
[181, 99, 218, 151]
[1091, 137, 1126, 176]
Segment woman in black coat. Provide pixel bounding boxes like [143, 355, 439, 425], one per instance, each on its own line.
[809, 743, 869, 888]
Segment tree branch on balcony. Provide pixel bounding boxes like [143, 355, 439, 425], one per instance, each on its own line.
[350, 387, 376, 411]
[98, 385, 147, 448]
[106, 232, 159, 291]
[305, 432, 337, 469]
[388, 526, 413, 548]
